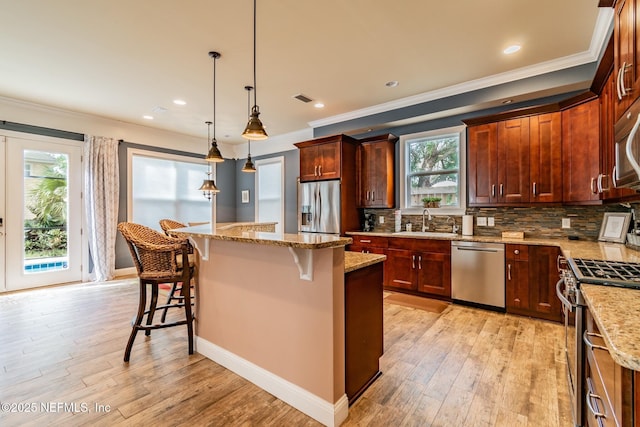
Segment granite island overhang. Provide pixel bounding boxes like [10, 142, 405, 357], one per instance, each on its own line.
[169, 224, 373, 427]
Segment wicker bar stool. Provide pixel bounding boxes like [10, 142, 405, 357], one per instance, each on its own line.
[118, 222, 195, 362]
[159, 219, 196, 323]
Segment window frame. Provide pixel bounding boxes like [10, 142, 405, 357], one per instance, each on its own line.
[398, 125, 466, 215]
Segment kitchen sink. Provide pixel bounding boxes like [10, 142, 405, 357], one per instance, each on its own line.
[392, 231, 459, 238]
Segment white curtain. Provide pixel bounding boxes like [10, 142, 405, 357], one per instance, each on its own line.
[84, 135, 119, 281]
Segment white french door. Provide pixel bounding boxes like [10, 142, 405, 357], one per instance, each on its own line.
[1, 134, 83, 291]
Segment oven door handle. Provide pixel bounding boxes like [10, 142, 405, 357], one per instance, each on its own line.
[555, 278, 575, 312]
[583, 331, 609, 352]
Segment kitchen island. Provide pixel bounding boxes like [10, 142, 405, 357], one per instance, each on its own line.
[170, 224, 385, 427]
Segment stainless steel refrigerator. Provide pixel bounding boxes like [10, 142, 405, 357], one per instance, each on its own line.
[298, 180, 341, 234]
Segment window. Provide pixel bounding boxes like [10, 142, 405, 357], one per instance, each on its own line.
[127, 149, 211, 231]
[255, 156, 284, 234]
[400, 126, 466, 213]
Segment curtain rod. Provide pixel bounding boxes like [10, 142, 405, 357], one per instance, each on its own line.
[0, 120, 84, 141]
[118, 139, 204, 160]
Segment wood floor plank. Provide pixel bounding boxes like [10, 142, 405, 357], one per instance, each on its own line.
[0, 281, 571, 426]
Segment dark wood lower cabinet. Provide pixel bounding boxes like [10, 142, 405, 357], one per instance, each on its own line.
[345, 261, 383, 404]
[506, 244, 562, 322]
[384, 239, 451, 299]
[584, 308, 636, 426]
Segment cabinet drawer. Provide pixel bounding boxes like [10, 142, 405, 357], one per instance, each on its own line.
[351, 235, 388, 248]
[388, 237, 450, 253]
[505, 244, 528, 261]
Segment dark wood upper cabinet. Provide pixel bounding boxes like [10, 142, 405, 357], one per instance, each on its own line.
[297, 136, 347, 182]
[468, 123, 499, 205]
[530, 113, 563, 202]
[497, 118, 530, 204]
[356, 134, 397, 208]
[562, 99, 602, 204]
[614, 0, 640, 121]
[468, 115, 560, 206]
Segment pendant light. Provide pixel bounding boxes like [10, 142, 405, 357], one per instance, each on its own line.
[241, 0, 268, 140]
[242, 85, 256, 173]
[199, 121, 220, 200]
[206, 51, 224, 162]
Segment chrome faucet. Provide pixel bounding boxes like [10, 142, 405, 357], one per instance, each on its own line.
[447, 216, 459, 234]
[422, 208, 432, 232]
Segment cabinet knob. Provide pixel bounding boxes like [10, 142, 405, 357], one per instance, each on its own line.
[514, 249, 520, 255]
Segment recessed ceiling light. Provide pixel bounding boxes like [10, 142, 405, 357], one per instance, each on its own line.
[503, 45, 521, 55]
[143, 115, 154, 120]
[173, 99, 187, 106]
[314, 102, 325, 108]
[385, 80, 399, 88]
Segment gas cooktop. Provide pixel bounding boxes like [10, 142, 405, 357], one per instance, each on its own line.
[568, 258, 640, 289]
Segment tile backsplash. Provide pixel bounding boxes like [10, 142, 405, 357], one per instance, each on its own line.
[363, 204, 636, 241]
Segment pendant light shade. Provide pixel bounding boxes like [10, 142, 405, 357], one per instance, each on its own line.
[206, 51, 224, 162]
[242, 0, 268, 141]
[198, 179, 220, 194]
[242, 85, 257, 172]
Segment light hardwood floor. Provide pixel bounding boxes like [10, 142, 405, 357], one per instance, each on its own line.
[0, 280, 571, 426]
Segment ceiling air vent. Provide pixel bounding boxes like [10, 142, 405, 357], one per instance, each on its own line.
[293, 93, 313, 103]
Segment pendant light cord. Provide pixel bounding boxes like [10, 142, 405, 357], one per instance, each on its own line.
[252, 0, 257, 109]
[213, 55, 217, 141]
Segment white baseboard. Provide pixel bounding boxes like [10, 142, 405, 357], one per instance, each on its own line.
[196, 336, 349, 427]
[114, 267, 136, 277]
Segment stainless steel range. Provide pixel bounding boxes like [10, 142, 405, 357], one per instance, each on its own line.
[556, 257, 640, 427]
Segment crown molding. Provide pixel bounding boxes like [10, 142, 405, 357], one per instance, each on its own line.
[309, 8, 613, 130]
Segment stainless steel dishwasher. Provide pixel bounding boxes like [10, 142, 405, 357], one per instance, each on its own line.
[451, 241, 505, 310]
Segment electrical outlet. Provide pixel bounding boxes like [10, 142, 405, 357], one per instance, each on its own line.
[488, 217, 495, 227]
[379, 216, 384, 224]
[562, 218, 571, 229]
[477, 217, 487, 226]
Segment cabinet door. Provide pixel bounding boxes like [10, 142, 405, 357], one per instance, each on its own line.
[528, 245, 562, 322]
[357, 141, 394, 208]
[299, 146, 319, 181]
[505, 245, 530, 313]
[614, 0, 638, 121]
[416, 251, 451, 297]
[317, 142, 340, 180]
[385, 249, 417, 291]
[468, 123, 498, 205]
[530, 113, 562, 203]
[562, 99, 601, 203]
[497, 118, 530, 204]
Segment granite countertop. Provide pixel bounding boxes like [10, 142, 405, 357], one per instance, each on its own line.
[344, 251, 386, 273]
[171, 223, 352, 249]
[580, 284, 640, 371]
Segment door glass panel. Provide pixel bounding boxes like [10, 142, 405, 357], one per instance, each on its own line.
[23, 150, 69, 274]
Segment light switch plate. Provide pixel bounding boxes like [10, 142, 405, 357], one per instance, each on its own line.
[379, 216, 385, 224]
[488, 217, 495, 227]
[477, 217, 487, 226]
[562, 218, 571, 229]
